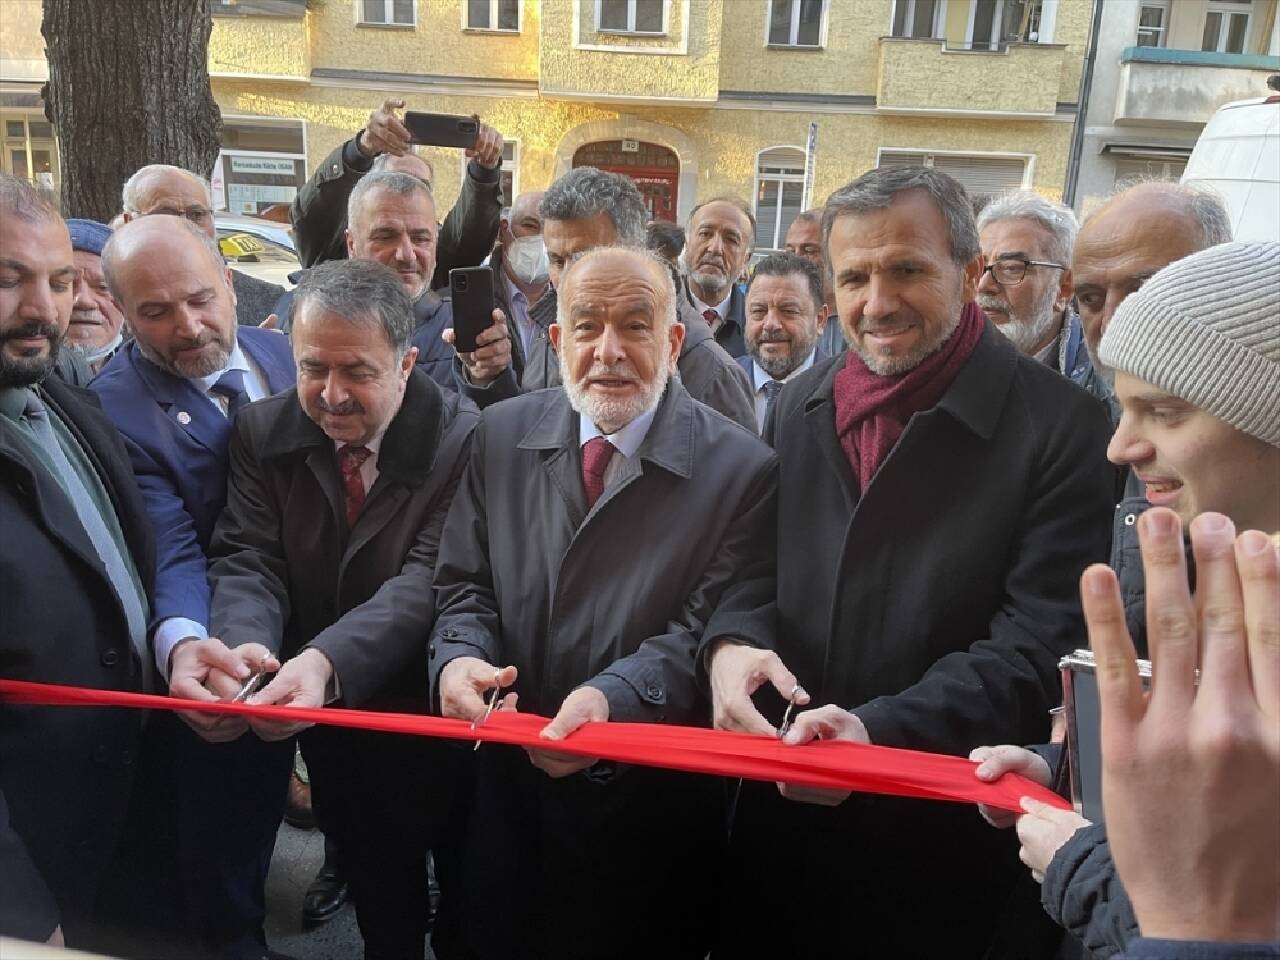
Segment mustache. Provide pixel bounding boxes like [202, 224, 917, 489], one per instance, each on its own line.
[857, 315, 913, 334]
[755, 331, 791, 344]
[316, 397, 364, 416]
[1, 321, 60, 343]
[174, 329, 218, 351]
[977, 294, 1010, 312]
[585, 361, 639, 381]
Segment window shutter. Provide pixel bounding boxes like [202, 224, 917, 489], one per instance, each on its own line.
[930, 155, 1027, 198]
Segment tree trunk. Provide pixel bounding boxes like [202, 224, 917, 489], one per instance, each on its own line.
[42, 0, 223, 222]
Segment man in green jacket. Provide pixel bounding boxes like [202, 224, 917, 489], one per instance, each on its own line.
[290, 98, 503, 290]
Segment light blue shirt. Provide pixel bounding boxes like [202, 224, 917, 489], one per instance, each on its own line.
[154, 342, 271, 678]
[578, 405, 658, 492]
[503, 271, 537, 359]
[750, 351, 816, 432]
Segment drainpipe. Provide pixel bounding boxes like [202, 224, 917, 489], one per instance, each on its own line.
[1064, 0, 1105, 208]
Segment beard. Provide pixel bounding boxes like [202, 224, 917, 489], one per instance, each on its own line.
[0, 320, 63, 388]
[137, 328, 234, 379]
[849, 310, 961, 377]
[688, 259, 731, 301]
[980, 282, 1060, 356]
[748, 327, 818, 380]
[559, 353, 671, 434]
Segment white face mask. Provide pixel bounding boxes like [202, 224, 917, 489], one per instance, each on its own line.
[506, 234, 549, 286]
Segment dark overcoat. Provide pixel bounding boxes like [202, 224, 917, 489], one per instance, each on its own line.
[0, 377, 155, 942]
[428, 380, 776, 959]
[719, 322, 1116, 958]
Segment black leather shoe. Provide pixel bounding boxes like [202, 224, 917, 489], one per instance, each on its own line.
[302, 865, 349, 926]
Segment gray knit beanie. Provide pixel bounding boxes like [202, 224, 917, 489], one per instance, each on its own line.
[1099, 241, 1280, 447]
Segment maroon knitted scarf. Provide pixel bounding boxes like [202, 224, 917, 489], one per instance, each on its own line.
[833, 301, 985, 493]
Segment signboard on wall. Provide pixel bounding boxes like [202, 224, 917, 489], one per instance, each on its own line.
[228, 183, 298, 215]
[230, 155, 299, 176]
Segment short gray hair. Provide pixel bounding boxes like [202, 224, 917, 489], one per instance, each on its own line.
[976, 190, 1079, 266]
[121, 164, 211, 213]
[556, 245, 678, 333]
[540, 167, 646, 246]
[823, 166, 980, 268]
[0, 171, 61, 224]
[291, 258, 416, 355]
[1089, 179, 1232, 250]
[348, 170, 435, 235]
[101, 215, 227, 301]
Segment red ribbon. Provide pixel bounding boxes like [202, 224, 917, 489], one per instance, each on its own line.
[0, 679, 1068, 814]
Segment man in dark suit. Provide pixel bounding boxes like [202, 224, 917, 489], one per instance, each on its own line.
[709, 167, 1115, 957]
[0, 173, 155, 949]
[429, 245, 777, 959]
[460, 167, 756, 431]
[682, 196, 755, 359]
[200, 258, 479, 960]
[735, 252, 830, 432]
[90, 215, 296, 960]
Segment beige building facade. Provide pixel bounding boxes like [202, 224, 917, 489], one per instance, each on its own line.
[4, 0, 1098, 251]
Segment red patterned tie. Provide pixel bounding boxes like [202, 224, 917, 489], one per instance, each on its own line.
[581, 436, 615, 510]
[702, 308, 718, 326]
[338, 444, 372, 527]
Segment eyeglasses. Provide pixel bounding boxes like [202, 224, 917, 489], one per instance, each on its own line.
[142, 205, 213, 225]
[981, 257, 1066, 286]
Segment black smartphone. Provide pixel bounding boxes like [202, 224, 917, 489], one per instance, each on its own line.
[449, 267, 494, 354]
[404, 111, 480, 149]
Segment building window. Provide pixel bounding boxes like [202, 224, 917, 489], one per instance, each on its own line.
[754, 146, 806, 252]
[464, 140, 519, 206]
[1136, 1, 1170, 47]
[878, 150, 1029, 203]
[358, 0, 415, 27]
[467, 0, 519, 31]
[891, 0, 942, 39]
[1, 115, 58, 191]
[767, 0, 825, 47]
[597, 0, 666, 34]
[1203, 0, 1252, 54]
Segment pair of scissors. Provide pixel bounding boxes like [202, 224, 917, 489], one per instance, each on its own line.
[777, 686, 802, 740]
[230, 657, 270, 704]
[471, 670, 505, 750]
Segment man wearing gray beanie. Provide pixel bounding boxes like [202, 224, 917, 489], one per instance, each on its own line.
[66, 218, 126, 374]
[1102, 240, 1279, 534]
[971, 241, 1279, 960]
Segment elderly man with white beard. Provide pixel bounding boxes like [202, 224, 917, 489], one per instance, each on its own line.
[975, 192, 1111, 406]
[429, 244, 778, 960]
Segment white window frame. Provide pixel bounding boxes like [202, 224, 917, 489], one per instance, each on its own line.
[464, 0, 522, 33]
[461, 139, 520, 204]
[753, 145, 807, 252]
[595, 0, 669, 35]
[876, 147, 1035, 191]
[966, 0, 1008, 51]
[764, 0, 828, 48]
[1203, 0, 1253, 54]
[1136, 0, 1170, 47]
[354, 0, 416, 28]
[889, 0, 947, 40]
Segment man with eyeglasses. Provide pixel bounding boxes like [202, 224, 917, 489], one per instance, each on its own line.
[120, 164, 284, 329]
[976, 191, 1110, 406]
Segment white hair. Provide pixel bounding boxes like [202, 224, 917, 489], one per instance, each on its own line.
[120, 164, 211, 213]
[976, 190, 1078, 266]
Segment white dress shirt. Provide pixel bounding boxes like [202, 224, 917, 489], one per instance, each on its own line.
[690, 290, 732, 336]
[750, 351, 817, 432]
[503, 270, 537, 359]
[578, 405, 658, 492]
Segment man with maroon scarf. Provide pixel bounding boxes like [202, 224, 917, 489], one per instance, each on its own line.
[708, 167, 1114, 957]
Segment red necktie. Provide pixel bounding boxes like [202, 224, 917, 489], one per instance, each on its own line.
[581, 436, 615, 510]
[338, 444, 372, 527]
[702, 308, 718, 326]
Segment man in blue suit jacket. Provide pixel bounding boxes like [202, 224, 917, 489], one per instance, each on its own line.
[735, 252, 831, 433]
[91, 216, 296, 960]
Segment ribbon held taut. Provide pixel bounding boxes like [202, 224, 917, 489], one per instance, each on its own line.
[0, 679, 1068, 814]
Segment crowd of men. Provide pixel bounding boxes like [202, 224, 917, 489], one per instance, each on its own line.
[0, 95, 1276, 960]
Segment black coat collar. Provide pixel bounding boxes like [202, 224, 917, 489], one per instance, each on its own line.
[257, 367, 446, 486]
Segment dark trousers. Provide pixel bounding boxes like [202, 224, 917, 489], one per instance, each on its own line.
[456, 745, 727, 960]
[300, 725, 460, 960]
[713, 781, 1042, 959]
[93, 713, 293, 960]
